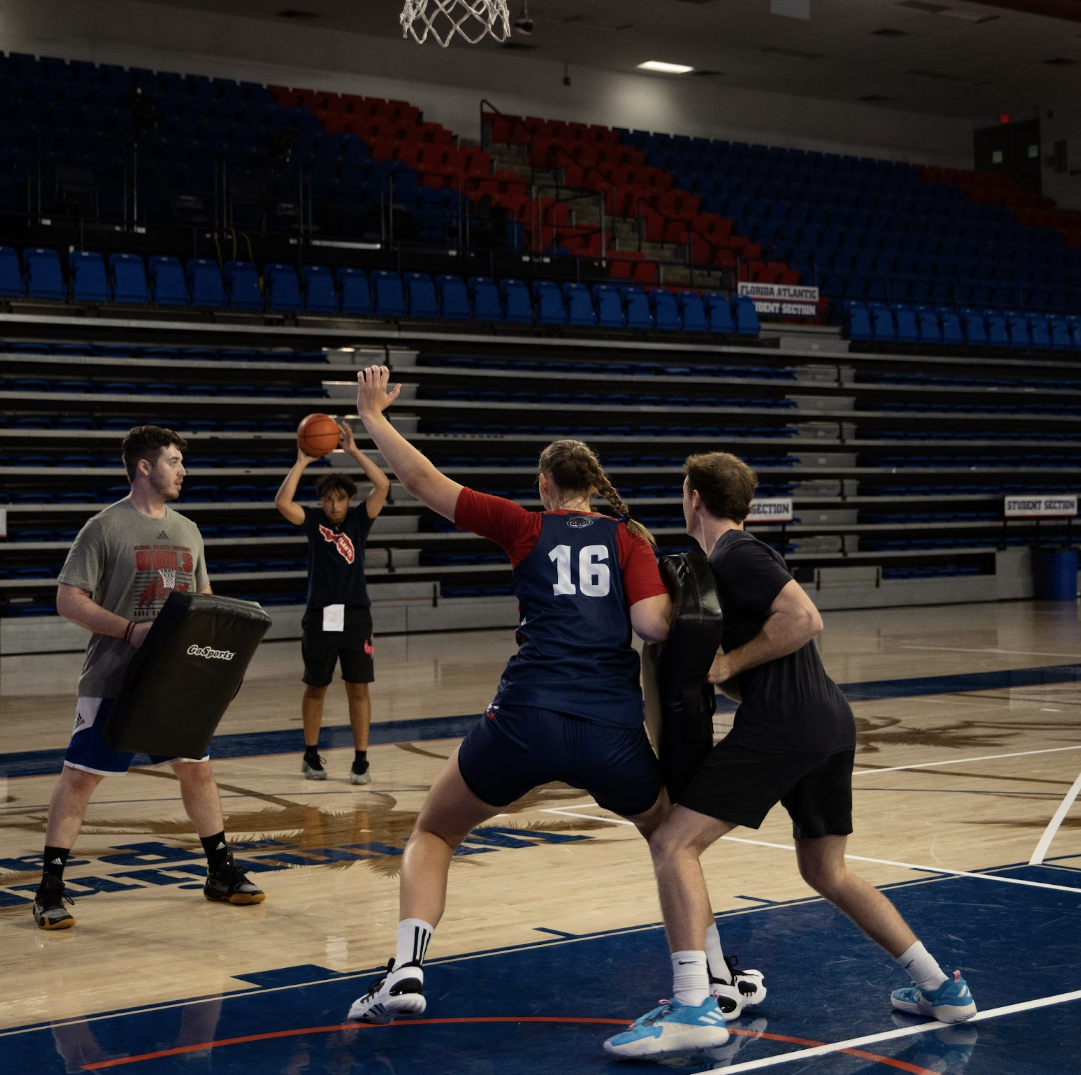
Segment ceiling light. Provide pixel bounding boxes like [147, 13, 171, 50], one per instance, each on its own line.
[637, 60, 695, 74]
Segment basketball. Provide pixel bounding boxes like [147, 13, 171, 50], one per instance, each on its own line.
[297, 413, 341, 457]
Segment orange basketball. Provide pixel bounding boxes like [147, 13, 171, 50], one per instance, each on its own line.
[297, 413, 341, 457]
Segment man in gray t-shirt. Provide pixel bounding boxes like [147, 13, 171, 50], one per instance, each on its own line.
[32, 426, 267, 932]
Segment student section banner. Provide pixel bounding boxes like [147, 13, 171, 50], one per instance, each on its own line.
[738, 281, 819, 318]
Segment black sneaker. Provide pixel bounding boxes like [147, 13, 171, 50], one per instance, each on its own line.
[350, 758, 371, 785]
[302, 752, 327, 781]
[203, 855, 265, 905]
[33, 875, 75, 930]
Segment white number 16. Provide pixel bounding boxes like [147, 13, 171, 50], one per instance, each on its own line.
[549, 543, 611, 597]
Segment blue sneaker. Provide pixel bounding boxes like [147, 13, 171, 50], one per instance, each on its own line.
[891, 971, 976, 1024]
[603, 997, 729, 1059]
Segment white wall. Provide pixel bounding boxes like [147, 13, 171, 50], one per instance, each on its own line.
[0, 0, 976, 167]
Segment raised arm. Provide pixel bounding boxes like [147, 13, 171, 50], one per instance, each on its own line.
[339, 420, 391, 519]
[355, 365, 463, 522]
[706, 578, 823, 684]
[274, 447, 321, 526]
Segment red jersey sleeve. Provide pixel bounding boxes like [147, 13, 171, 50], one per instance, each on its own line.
[454, 487, 542, 568]
[616, 525, 668, 604]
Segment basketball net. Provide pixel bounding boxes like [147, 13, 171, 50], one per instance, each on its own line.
[400, 0, 511, 47]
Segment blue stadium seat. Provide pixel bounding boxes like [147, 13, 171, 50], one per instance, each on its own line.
[0, 246, 23, 297]
[148, 256, 189, 306]
[436, 274, 472, 320]
[187, 259, 226, 308]
[649, 288, 682, 332]
[868, 302, 895, 342]
[959, 309, 987, 347]
[225, 260, 263, 310]
[703, 292, 734, 334]
[109, 253, 149, 304]
[677, 290, 709, 333]
[936, 306, 964, 347]
[1048, 315, 1073, 352]
[622, 286, 653, 330]
[1027, 314, 1051, 351]
[499, 278, 533, 324]
[370, 270, 406, 317]
[23, 248, 65, 300]
[1005, 312, 1030, 349]
[731, 294, 760, 336]
[890, 303, 918, 344]
[469, 276, 504, 322]
[402, 272, 437, 318]
[1068, 316, 1081, 350]
[913, 305, 942, 346]
[562, 282, 596, 327]
[265, 263, 302, 312]
[336, 268, 371, 316]
[533, 280, 567, 325]
[593, 284, 625, 329]
[69, 251, 110, 303]
[844, 301, 871, 341]
[983, 309, 1008, 347]
[301, 265, 338, 313]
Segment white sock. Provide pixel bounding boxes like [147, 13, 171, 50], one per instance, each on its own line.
[705, 923, 729, 983]
[671, 950, 710, 1005]
[392, 918, 433, 983]
[895, 941, 948, 991]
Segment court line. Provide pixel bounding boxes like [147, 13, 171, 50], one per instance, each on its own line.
[695, 989, 1081, 1074]
[853, 743, 1081, 777]
[1029, 767, 1081, 866]
[899, 644, 1079, 658]
[540, 808, 1081, 894]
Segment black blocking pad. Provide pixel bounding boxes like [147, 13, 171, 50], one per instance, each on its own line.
[104, 592, 272, 759]
[647, 550, 724, 801]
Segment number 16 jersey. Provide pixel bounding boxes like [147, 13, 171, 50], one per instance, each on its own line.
[455, 487, 667, 728]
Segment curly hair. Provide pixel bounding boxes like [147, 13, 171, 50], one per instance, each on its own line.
[121, 425, 188, 481]
[315, 473, 358, 499]
[683, 452, 758, 522]
[538, 439, 656, 547]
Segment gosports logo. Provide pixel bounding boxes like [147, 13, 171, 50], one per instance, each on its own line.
[318, 524, 355, 564]
[187, 644, 236, 660]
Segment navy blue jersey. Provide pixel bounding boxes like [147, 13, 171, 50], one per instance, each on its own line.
[494, 512, 644, 727]
[300, 505, 374, 609]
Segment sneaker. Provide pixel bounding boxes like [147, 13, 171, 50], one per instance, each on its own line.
[891, 971, 976, 1024]
[32, 876, 75, 930]
[603, 997, 729, 1059]
[203, 855, 266, 906]
[710, 955, 766, 1019]
[302, 753, 327, 781]
[347, 959, 426, 1024]
[349, 759, 371, 785]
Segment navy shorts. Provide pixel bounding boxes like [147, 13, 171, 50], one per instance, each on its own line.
[678, 739, 854, 839]
[457, 703, 662, 818]
[64, 697, 210, 775]
[301, 607, 374, 687]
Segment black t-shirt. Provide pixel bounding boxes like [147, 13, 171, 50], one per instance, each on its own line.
[708, 529, 855, 756]
[300, 505, 375, 610]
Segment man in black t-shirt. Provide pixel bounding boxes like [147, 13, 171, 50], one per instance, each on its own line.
[605, 452, 975, 1060]
[274, 421, 390, 784]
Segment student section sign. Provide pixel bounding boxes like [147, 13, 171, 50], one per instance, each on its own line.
[738, 281, 819, 318]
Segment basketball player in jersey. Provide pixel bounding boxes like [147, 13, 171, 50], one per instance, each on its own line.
[33, 425, 264, 931]
[346, 365, 674, 1026]
[274, 420, 390, 784]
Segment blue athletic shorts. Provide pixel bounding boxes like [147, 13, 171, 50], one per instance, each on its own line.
[457, 703, 661, 818]
[64, 697, 211, 776]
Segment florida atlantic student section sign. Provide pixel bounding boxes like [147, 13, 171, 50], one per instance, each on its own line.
[738, 281, 819, 318]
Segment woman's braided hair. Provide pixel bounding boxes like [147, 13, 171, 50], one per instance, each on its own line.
[538, 439, 656, 547]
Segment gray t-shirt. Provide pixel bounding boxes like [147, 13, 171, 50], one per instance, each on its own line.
[58, 498, 210, 697]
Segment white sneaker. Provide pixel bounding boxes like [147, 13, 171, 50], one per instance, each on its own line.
[347, 960, 426, 1024]
[709, 956, 766, 1019]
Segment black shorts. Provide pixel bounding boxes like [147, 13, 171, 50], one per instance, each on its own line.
[301, 606, 374, 687]
[678, 739, 854, 839]
[457, 704, 662, 818]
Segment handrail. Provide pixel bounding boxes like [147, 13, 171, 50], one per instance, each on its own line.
[479, 100, 538, 184]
